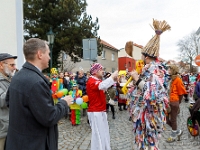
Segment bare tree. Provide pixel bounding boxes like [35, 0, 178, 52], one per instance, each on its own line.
[177, 32, 199, 72]
[57, 51, 76, 72]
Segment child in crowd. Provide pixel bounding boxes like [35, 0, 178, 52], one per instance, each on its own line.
[69, 83, 82, 126]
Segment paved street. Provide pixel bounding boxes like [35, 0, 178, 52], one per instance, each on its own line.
[58, 102, 200, 150]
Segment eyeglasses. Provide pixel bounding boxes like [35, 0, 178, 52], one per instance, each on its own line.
[3, 62, 16, 67]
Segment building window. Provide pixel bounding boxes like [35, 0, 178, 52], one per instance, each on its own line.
[102, 50, 106, 59]
[111, 53, 115, 61]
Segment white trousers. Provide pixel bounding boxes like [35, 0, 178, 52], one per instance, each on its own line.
[88, 112, 111, 150]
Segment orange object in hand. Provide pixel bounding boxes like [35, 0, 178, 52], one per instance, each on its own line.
[82, 95, 89, 102]
[56, 91, 64, 98]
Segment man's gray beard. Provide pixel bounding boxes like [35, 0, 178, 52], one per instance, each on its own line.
[4, 67, 15, 77]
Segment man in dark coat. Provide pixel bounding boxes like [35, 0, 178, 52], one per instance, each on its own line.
[5, 38, 73, 150]
[76, 70, 87, 96]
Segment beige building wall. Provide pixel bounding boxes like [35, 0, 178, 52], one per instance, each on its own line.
[72, 47, 118, 73]
[97, 47, 118, 72]
[133, 46, 142, 60]
[0, 1, 17, 56]
[0, 0, 24, 69]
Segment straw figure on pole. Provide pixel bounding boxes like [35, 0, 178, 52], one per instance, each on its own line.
[128, 19, 171, 150]
[142, 19, 171, 58]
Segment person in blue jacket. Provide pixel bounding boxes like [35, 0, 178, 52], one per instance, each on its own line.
[194, 74, 200, 101]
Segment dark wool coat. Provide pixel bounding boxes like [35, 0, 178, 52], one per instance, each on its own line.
[5, 62, 68, 150]
[105, 87, 116, 103]
[76, 75, 87, 95]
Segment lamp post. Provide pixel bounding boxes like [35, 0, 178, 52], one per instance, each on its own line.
[46, 27, 55, 69]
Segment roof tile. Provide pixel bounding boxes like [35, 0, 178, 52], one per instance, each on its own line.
[100, 39, 119, 51]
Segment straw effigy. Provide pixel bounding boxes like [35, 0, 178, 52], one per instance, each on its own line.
[142, 19, 171, 58]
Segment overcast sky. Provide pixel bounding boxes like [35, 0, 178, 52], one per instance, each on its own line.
[86, 0, 200, 61]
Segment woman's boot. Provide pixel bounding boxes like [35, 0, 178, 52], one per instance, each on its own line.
[176, 129, 183, 141]
[112, 113, 115, 119]
[111, 105, 115, 119]
[166, 130, 177, 143]
[123, 104, 127, 110]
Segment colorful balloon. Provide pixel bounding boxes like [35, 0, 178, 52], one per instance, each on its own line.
[52, 94, 57, 99]
[76, 97, 83, 105]
[82, 95, 89, 102]
[62, 89, 68, 95]
[81, 102, 88, 109]
[194, 124, 199, 130]
[193, 129, 197, 135]
[56, 91, 64, 98]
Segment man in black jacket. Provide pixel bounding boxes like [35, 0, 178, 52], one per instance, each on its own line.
[76, 70, 87, 96]
[5, 38, 73, 150]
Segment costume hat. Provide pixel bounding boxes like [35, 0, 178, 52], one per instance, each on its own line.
[90, 63, 103, 75]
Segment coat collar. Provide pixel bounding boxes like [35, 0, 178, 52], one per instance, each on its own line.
[90, 75, 101, 80]
[22, 62, 50, 85]
[0, 72, 10, 82]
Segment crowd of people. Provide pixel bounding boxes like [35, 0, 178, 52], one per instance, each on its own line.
[1, 19, 200, 150]
[0, 38, 134, 150]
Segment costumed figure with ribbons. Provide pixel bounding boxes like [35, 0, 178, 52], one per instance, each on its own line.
[69, 83, 83, 126]
[127, 19, 171, 150]
[50, 68, 68, 104]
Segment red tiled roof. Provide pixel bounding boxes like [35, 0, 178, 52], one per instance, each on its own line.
[100, 39, 119, 51]
[134, 43, 143, 49]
